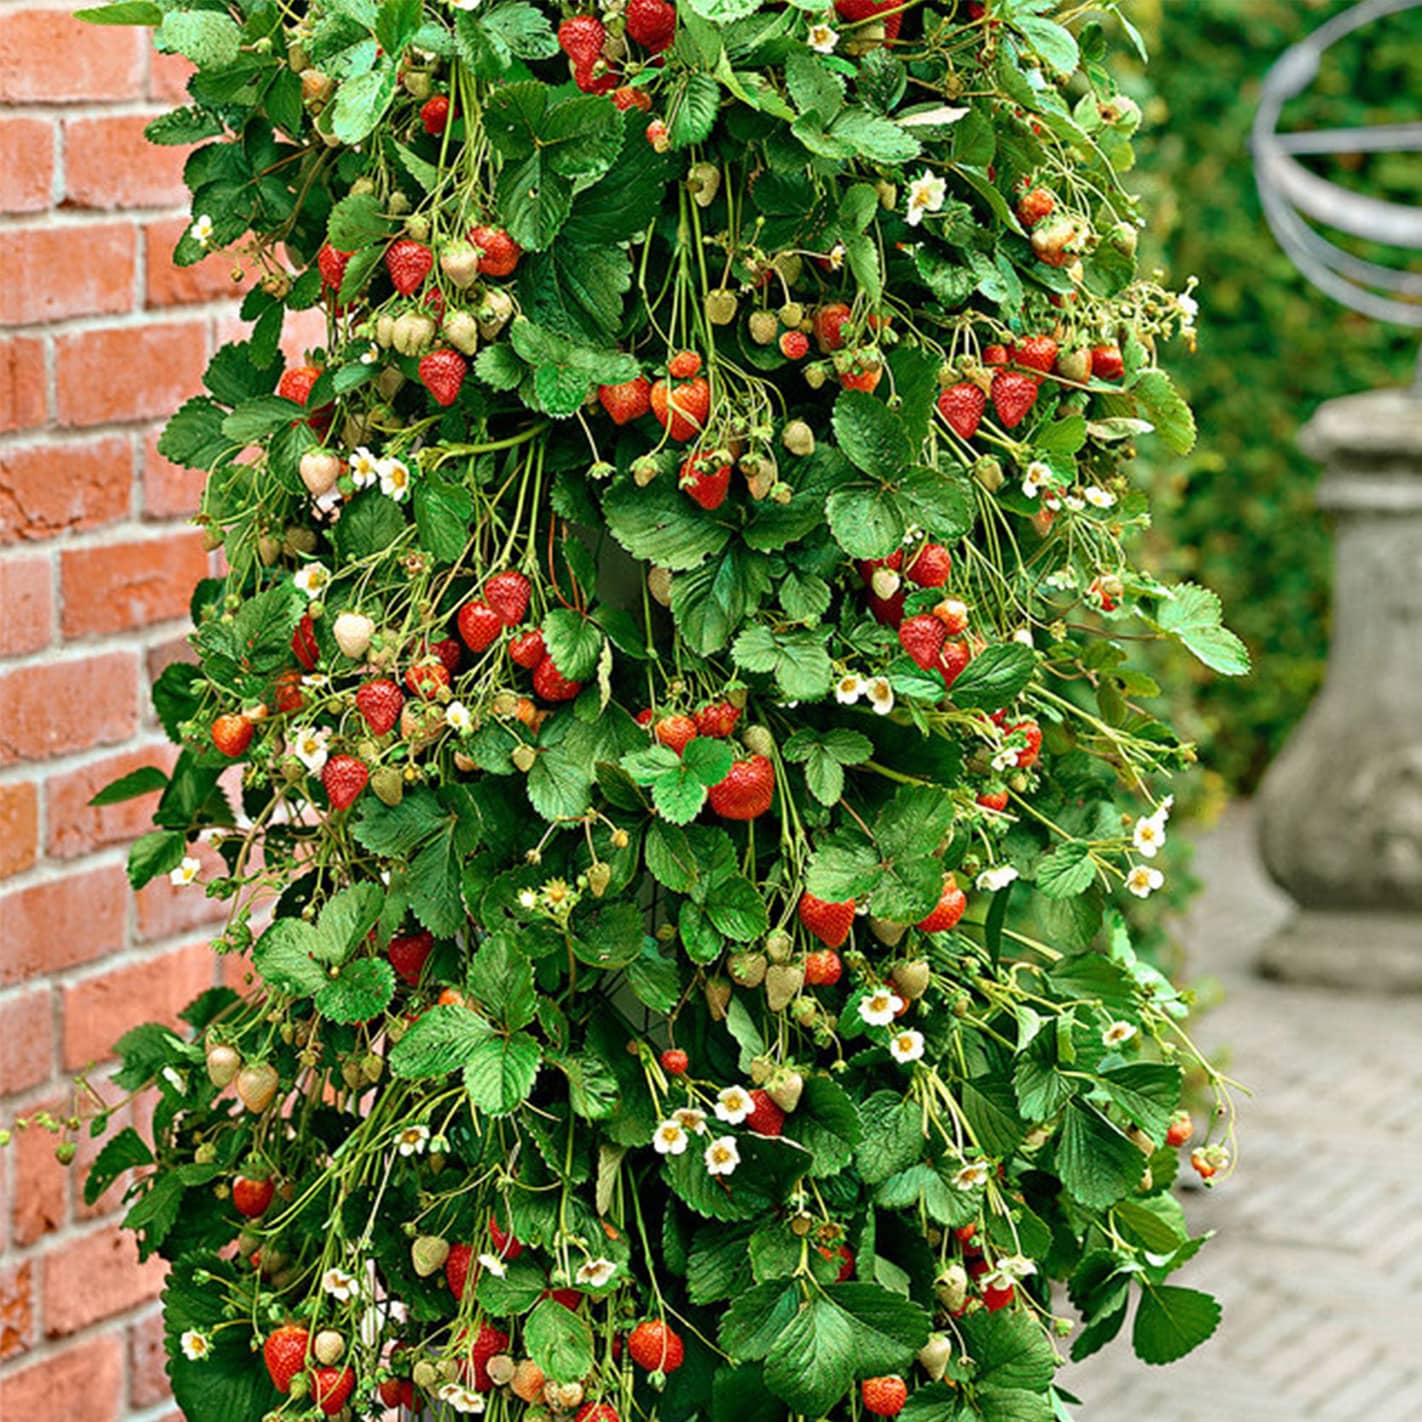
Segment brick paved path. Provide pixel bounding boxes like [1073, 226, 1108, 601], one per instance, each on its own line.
[1066, 808, 1422, 1419]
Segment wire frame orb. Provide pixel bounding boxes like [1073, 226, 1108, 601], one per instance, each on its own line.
[1252, 0, 1422, 328]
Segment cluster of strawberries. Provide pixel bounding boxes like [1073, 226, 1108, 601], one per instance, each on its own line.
[639, 700, 779, 820]
[556, 0, 676, 97]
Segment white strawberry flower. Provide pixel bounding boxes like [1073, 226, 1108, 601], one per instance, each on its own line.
[905, 171, 947, 227]
[575, 1256, 617, 1287]
[293, 562, 331, 599]
[1125, 864, 1164, 899]
[1101, 1020, 1137, 1048]
[395, 1123, 430, 1157]
[322, 1266, 360, 1301]
[673, 1106, 709, 1135]
[1022, 462, 1053, 498]
[991, 745, 1021, 772]
[378, 456, 412, 501]
[976, 864, 1019, 892]
[478, 1252, 506, 1278]
[995, 1253, 1037, 1281]
[825, 240, 846, 270]
[704, 1135, 741, 1177]
[291, 725, 331, 774]
[653, 1119, 689, 1156]
[714, 1085, 752, 1124]
[807, 20, 839, 52]
[1013, 627, 1034, 647]
[445, 701, 473, 734]
[1132, 813, 1167, 859]
[1045, 568, 1078, 590]
[859, 986, 904, 1027]
[835, 673, 865, 706]
[436, 1383, 486, 1414]
[1064, 493, 1086, 512]
[518, 888, 538, 909]
[866, 677, 895, 716]
[359, 342, 380, 365]
[169, 855, 201, 888]
[1084, 485, 1116, 509]
[189, 214, 214, 248]
[180, 1329, 211, 1362]
[1158, 795, 1175, 821]
[888, 1028, 925, 1064]
[952, 1160, 992, 1190]
[349, 446, 380, 488]
[313, 487, 343, 519]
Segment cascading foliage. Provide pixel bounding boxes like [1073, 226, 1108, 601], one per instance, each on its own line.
[66, 0, 1249, 1417]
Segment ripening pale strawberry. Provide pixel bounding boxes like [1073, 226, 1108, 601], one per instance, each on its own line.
[627, 1319, 685, 1372]
[934, 599, 969, 636]
[917, 875, 967, 932]
[779, 329, 810, 360]
[937, 382, 985, 440]
[861, 1376, 908, 1417]
[1016, 186, 1055, 227]
[798, 892, 856, 949]
[707, 755, 775, 820]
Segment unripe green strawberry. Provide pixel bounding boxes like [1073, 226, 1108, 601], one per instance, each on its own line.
[729, 951, 768, 988]
[411, 1235, 450, 1277]
[443, 310, 479, 354]
[742, 723, 775, 757]
[765, 1068, 804, 1113]
[764, 928, 793, 963]
[704, 978, 732, 1020]
[705, 288, 738, 325]
[782, 419, 815, 456]
[765, 961, 805, 1012]
[440, 239, 481, 289]
[748, 310, 779, 345]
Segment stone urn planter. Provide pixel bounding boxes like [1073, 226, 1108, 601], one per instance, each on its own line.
[1256, 387, 1422, 988]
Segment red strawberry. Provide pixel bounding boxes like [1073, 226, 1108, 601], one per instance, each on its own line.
[827, 1243, 855, 1281]
[322, 755, 369, 812]
[421, 95, 450, 135]
[489, 1216, 524, 1260]
[311, 1366, 356, 1415]
[466, 1322, 510, 1392]
[1016, 187, 1055, 226]
[983, 1283, 1015, 1312]
[655, 714, 699, 754]
[292, 613, 320, 671]
[419, 348, 467, 407]
[990, 370, 1039, 429]
[273, 670, 305, 714]
[357, 679, 404, 735]
[798, 892, 855, 949]
[976, 788, 1009, 812]
[1166, 1111, 1193, 1148]
[547, 1287, 583, 1311]
[1007, 720, 1042, 769]
[509, 628, 546, 668]
[625, 0, 676, 50]
[385, 238, 433, 295]
[1091, 344, 1125, 380]
[532, 654, 582, 703]
[1015, 335, 1059, 374]
[804, 948, 843, 986]
[1191, 1147, 1220, 1180]
[708, 755, 775, 820]
[745, 1088, 786, 1136]
[939, 639, 972, 691]
[680, 452, 731, 510]
[779, 329, 809, 360]
[833, 0, 902, 42]
[906, 543, 952, 587]
[428, 636, 462, 676]
[388, 929, 434, 986]
[264, 1325, 311, 1394]
[317, 243, 352, 293]
[377, 1378, 416, 1408]
[574, 60, 620, 95]
[470, 224, 521, 278]
[646, 118, 670, 150]
[861, 1378, 908, 1417]
[660, 1047, 689, 1075]
[627, 1319, 685, 1372]
[650, 375, 711, 442]
[445, 1243, 473, 1300]
[936, 382, 985, 441]
[277, 365, 332, 433]
[917, 875, 967, 933]
[485, 570, 532, 626]
[982, 342, 1013, 367]
[813, 302, 853, 353]
[899, 614, 947, 670]
[613, 85, 652, 112]
[839, 362, 883, 393]
[557, 14, 606, 64]
[233, 1174, 274, 1217]
[576, 1406, 620, 1422]
[599, 376, 652, 425]
[212, 713, 254, 757]
[694, 701, 740, 738]
[404, 659, 450, 699]
[458, 600, 504, 654]
[668, 350, 703, 379]
[866, 588, 906, 627]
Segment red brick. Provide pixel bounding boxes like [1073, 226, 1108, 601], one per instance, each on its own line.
[63, 114, 188, 210]
[0, 1333, 124, 1422]
[0, 337, 46, 434]
[0, 11, 144, 102]
[0, 118, 54, 214]
[62, 943, 212, 1070]
[0, 782, 39, 879]
[0, 866, 128, 989]
[0, 652, 139, 769]
[43, 1222, 167, 1337]
[0, 557, 52, 655]
[146, 630, 196, 688]
[0, 1259, 35, 1361]
[10, 1094, 67, 1246]
[0, 223, 136, 327]
[55, 320, 205, 428]
[149, 46, 193, 103]
[141, 426, 203, 519]
[0, 436, 131, 543]
[73, 1095, 140, 1225]
[46, 744, 177, 860]
[144, 215, 250, 307]
[135, 840, 226, 942]
[60, 530, 207, 638]
[0, 985, 52, 1097]
[129, 1307, 169, 1408]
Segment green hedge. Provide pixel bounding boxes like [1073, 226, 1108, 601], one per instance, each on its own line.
[1134, 0, 1420, 790]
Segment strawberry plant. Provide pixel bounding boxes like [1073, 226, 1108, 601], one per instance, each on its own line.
[49, 0, 1246, 1416]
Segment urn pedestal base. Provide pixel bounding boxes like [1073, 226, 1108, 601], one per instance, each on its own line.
[1257, 910, 1422, 993]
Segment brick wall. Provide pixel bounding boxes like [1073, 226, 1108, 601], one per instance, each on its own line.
[0, 8, 320, 1416]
